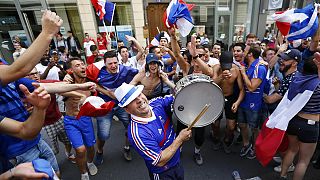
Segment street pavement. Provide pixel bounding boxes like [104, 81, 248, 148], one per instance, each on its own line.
[46, 119, 320, 180]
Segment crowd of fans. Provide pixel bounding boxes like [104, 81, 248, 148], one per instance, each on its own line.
[1, 9, 320, 180]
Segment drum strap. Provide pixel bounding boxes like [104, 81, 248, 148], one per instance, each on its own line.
[159, 117, 171, 147]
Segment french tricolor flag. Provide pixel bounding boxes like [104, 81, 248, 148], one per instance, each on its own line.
[271, 4, 319, 41]
[77, 96, 114, 119]
[150, 31, 171, 46]
[163, 0, 195, 37]
[256, 72, 320, 166]
[91, 0, 115, 22]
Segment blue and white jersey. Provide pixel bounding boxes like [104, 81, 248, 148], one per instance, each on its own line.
[128, 95, 179, 174]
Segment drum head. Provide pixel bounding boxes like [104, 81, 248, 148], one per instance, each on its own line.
[173, 80, 224, 127]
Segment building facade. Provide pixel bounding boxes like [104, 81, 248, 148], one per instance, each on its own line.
[0, 0, 311, 62]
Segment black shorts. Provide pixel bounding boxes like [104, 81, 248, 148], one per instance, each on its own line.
[287, 115, 319, 143]
[224, 95, 237, 120]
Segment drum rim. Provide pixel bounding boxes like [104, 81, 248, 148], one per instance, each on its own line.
[173, 80, 225, 127]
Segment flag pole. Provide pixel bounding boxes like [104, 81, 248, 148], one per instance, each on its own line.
[110, 3, 117, 51]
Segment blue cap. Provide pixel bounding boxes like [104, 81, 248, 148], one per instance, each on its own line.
[146, 53, 162, 65]
[278, 49, 301, 62]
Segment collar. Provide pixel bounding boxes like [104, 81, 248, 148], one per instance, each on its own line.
[250, 58, 260, 67]
[131, 107, 156, 124]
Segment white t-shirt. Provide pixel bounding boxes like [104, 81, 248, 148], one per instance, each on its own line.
[207, 57, 220, 67]
[119, 56, 139, 69]
[35, 63, 60, 80]
[13, 48, 27, 61]
[83, 40, 95, 57]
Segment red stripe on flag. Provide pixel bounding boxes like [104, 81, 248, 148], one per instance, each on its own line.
[255, 118, 289, 166]
[276, 21, 291, 36]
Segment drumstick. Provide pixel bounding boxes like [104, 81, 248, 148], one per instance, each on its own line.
[187, 104, 211, 131]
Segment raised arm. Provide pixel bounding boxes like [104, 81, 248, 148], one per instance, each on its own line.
[168, 28, 190, 75]
[126, 35, 144, 60]
[0, 10, 63, 86]
[40, 81, 96, 94]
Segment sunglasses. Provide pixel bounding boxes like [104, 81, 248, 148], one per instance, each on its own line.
[198, 54, 206, 58]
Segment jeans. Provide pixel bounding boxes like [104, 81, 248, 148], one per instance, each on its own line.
[96, 106, 130, 141]
[13, 138, 59, 172]
[237, 107, 262, 129]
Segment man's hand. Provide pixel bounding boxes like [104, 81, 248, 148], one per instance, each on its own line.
[63, 74, 74, 83]
[239, 65, 246, 75]
[78, 82, 97, 91]
[125, 35, 136, 43]
[19, 83, 51, 110]
[47, 60, 56, 69]
[11, 162, 49, 179]
[278, 42, 288, 53]
[231, 102, 239, 113]
[176, 128, 192, 143]
[222, 70, 232, 79]
[41, 10, 63, 38]
[168, 27, 176, 37]
[189, 34, 197, 56]
[159, 71, 170, 83]
[314, 52, 320, 69]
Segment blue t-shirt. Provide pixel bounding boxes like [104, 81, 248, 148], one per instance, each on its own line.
[97, 64, 138, 103]
[240, 59, 267, 111]
[0, 78, 40, 159]
[128, 95, 179, 174]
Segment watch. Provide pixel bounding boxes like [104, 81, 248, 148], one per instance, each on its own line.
[192, 55, 199, 59]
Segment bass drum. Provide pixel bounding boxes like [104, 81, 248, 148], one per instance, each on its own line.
[173, 74, 224, 127]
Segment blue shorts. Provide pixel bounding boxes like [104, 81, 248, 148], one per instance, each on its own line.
[64, 116, 96, 149]
[237, 107, 261, 129]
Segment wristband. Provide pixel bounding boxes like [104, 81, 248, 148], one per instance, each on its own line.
[192, 55, 199, 60]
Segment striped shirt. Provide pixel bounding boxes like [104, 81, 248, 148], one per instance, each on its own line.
[128, 95, 179, 174]
[0, 78, 40, 158]
[301, 84, 320, 114]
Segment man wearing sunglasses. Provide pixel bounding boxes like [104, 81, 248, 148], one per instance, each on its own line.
[264, 49, 301, 105]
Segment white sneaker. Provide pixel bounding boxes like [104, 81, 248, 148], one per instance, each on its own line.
[274, 164, 295, 173]
[81, 173, 90, 180]
[87, 162, 98, 176]
[273, 156, 282, 163]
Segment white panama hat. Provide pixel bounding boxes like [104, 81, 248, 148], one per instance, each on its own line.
[115, 83, 144, 107]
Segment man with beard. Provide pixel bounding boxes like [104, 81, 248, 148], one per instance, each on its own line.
[169, 28, 212, 165]
[263, 49, 301, 174]
[63, 58, 98, 180]
[238, 44, 267, 160]
[130, 53, 175, 100]
[114, 83, 192, 180]
[210, 51, 245, 153]
[264, 49, 301, 107]
[36, 50, 66, 80]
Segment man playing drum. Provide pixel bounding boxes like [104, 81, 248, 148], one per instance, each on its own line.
[210, 51, 245, 153]
[114, 83, 192, 180]
[130, 53, 175, 100]
[169, 28, 213, 165]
